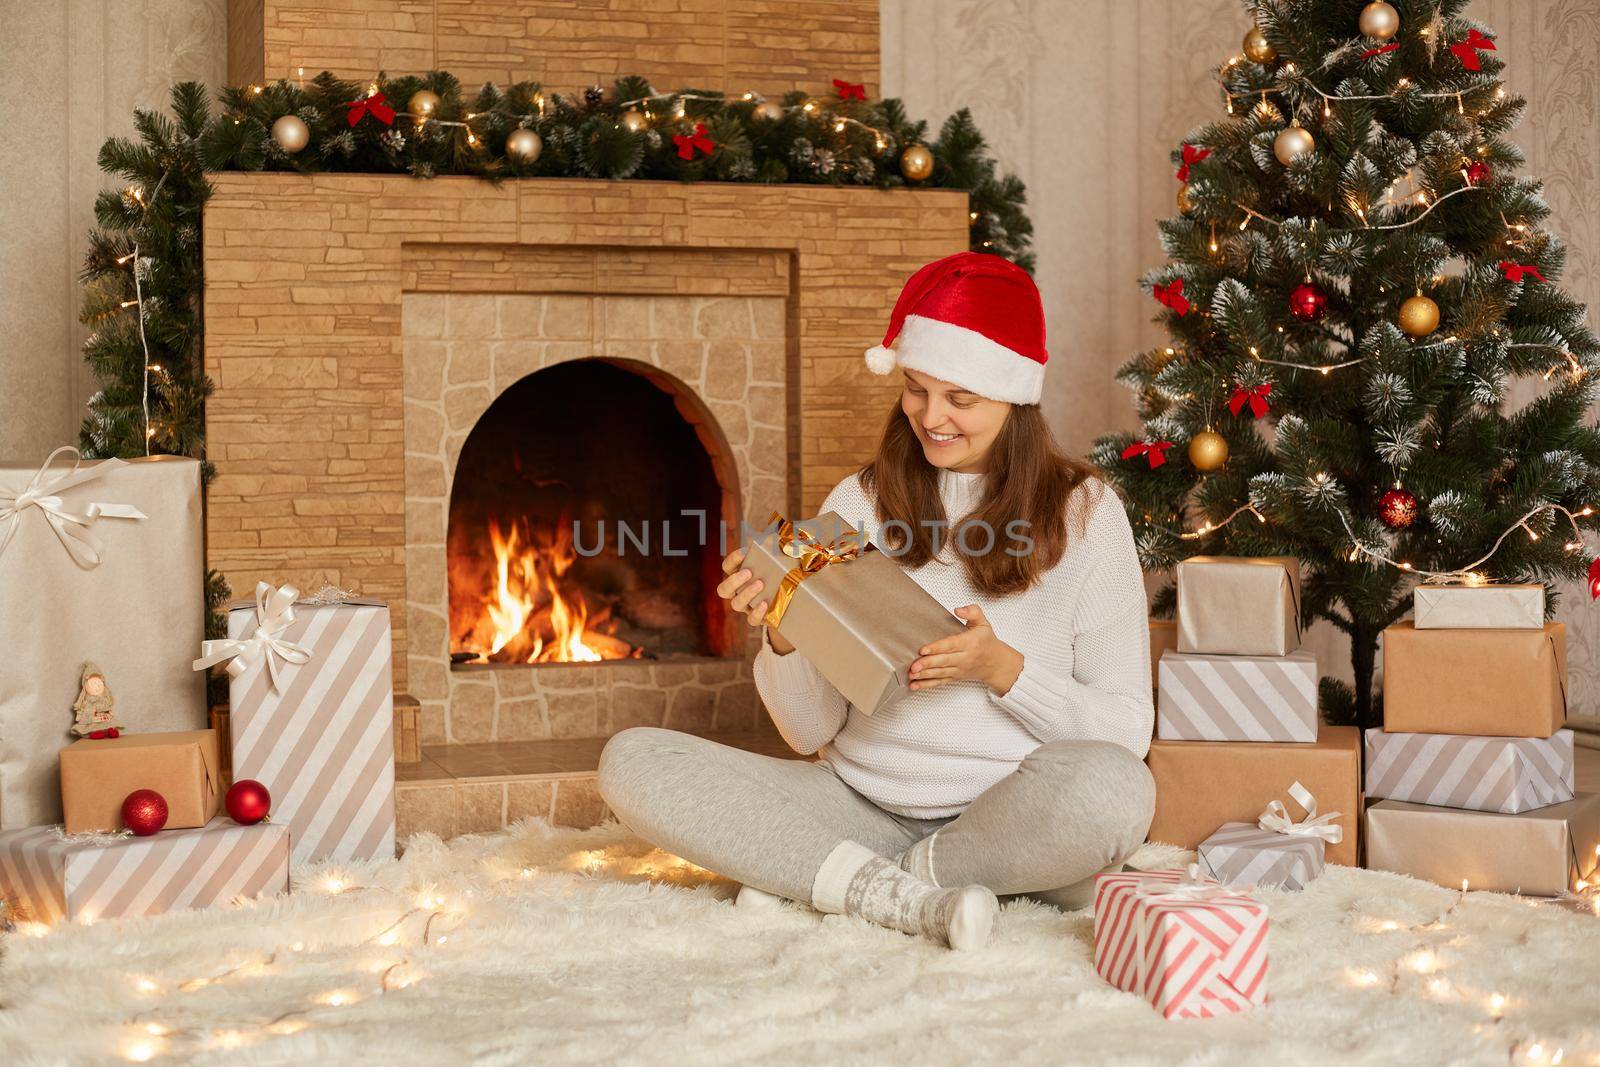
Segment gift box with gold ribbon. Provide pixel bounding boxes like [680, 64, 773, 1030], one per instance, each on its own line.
[742, 511, 967, 715]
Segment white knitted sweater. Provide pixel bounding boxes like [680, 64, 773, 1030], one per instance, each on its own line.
[752, 467, 1154, 819]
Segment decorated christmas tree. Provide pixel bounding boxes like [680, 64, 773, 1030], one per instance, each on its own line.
[1093, 0, 1600, 727]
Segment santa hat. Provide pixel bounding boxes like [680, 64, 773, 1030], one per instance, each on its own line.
[864, 251, 1048, 405]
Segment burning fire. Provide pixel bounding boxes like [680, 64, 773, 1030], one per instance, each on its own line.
[453, 515, 637, 663]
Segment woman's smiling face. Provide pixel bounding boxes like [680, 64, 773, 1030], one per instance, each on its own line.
[899, 368, 1011, 473]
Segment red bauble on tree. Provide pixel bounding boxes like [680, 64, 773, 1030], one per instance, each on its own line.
[1289, 282, 1329, 321]
[225, 779, 272, 825]
[122, 789, 169, 836]
[1465, 160, 1492, 187]
[1378, 486, 1419, 529]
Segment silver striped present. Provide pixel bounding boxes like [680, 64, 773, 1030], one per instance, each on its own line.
[1364, 728, 1575, 814]
[0, 819, 288, 925]
[1196, 822, 1325, 892]
[215, 586, 396, 866]
[1157, 649, 1318, 742]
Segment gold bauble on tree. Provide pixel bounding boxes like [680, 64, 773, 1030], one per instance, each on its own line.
[900, 144, 934, 182]
[620, 109, 648, 133]
[1188, 430, 1230, 471]
[271, 114, 309, 154]
[506, 127, 543, 163]
[1398, 292, 1441, 337]
[1177, 183, 1195, 215]
[1243, 25, 1277, 63]
[408, 89, 441, 120]
[1274, 123, 1316, 166]
[1359, 2, 1401, 40]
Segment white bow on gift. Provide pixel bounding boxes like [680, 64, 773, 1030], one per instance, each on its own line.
[191, 581, 313, 693]
[1257, 780, 1344, 844]
[1142, 863, 1242, 902]
[0, 446, 148, 568]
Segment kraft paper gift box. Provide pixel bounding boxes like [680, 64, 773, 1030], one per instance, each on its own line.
[1157, 649, 1318, 743]
[1146, 726, 1361, 867]
[1093, 867, 1269, 1019]
[1195, 781, 1344, 891]
[195, 583, 396, 865]
[1148, 620, 1179, 697]
[741, 511, 967, 715]
[1175, 556, 1303, 656]
[0, 818, 289, 926]
[1412, 582, 1545, 629]
[1364, 793, 1600, 896]
[0, 449, 205, 829]
[58, 730, 222, 834]
[1364, 728, 1575, 814]
[1381, 621, 1566, 738]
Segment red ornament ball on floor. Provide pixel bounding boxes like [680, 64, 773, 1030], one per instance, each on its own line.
[1465, 160, 1492, 187]
[122, 789, 169, 836]
[1289, 282, 1329, 321]
[1378, 487, 1419, 529]
[226, 779, 272, 825]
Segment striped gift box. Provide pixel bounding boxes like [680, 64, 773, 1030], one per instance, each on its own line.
[223, 590, 396, 866]
[0, 819, 288, 926]
[1197, 822, 1324, 891]
[1157, 649, 1318, 742]
[1364, 728, 1575, 814]
[1093, 868, 1269, 1020]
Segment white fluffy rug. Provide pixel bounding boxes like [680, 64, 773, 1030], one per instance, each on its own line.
[1, 818, 1597, 1066]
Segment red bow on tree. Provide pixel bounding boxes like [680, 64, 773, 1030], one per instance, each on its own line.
[1361, 43, 1401, 59]
[1153, 279, 1191, 316]
[1499, 261, 1547, 284]
[1451, 29, 1496, 71]
[674, 122, 715, 160]
[1228, 382, 1273, 418]
[1176, 144, 1212, 182]
[833, 78, 867, 101]
[1589, 556, 1600, 600]
[346, 90, 396, 127]
[1122, 440, 1175, 469]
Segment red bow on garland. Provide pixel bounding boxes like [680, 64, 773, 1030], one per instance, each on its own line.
[1228, 382, 1273, 419]
[346, 90, 396, 127]
[674, 122, 715, 160]
[1361, 42, 1401, 59]
[1153, 279, 1191, 316]
[1499, 261, 1546, 284]
[1589, 556, 1600, 600]
[1122, 440, 1175, 469]
[833, 78, 867, 101]
[1451, 29, 1496, 71]
[1176, 144, 1212, 182]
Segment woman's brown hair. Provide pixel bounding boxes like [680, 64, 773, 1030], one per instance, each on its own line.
[859, 401, 1102, 597]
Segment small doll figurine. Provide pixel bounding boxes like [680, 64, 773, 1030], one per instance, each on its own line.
[71, 662, 122, 739]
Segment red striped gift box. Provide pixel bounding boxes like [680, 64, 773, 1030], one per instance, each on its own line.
[1093, 867, 1269, 1020]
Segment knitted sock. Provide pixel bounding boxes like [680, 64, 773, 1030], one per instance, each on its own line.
[894, 831, 940, 885]
[734, 883, 793, 911]
[811, 840, 997, 950]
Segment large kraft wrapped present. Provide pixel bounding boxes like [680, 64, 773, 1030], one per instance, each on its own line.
[1148, 620, 1179, 698]
[59, 730, 222, 834]
[1175, 556, 1303, 656]
[0, 449, 205, 829]
[742, 511, 967, 715]
[0, 818, 289, 926]
[1195, 781, 1344, 891]
[1382, 621, 1566, 738]
[1157, 648, 1318, 742]
[1365, 794, 1600, 896]
[1146, 726, 1360, 866]
[1412, 582, 1545, 629]
[195, 583, 396, 865]
[1093, 865, 1269, 1019]
[1364, 728, 1574, 814]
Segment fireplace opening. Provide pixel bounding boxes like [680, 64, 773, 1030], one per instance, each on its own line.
[447, 358, 738, 666]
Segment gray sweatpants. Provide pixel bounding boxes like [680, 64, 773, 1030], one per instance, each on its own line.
[597, 727, 1157, 911]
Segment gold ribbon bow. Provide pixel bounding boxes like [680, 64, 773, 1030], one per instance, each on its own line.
[759, 511, 866, 628]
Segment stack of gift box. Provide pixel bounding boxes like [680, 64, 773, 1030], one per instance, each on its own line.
[0, 448, 398, 927]
[1365, 582, 1600, 896]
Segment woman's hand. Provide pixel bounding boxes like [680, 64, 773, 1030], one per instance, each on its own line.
[908, 604, 1023, 694]
[717, 547, 796, 655]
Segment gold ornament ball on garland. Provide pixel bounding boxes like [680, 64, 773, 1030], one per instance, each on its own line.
[271, 114, 310, 154]
[901, 144, 935, 182]
[1177, 183, 1195, 215]
[408, 89, 441, 120]
[1243, 26, 1277, 63]
[1359, 2, 1401, 40]
[1274, 125, 1316, 166]
[753, 100, 785, 122]
[1398, 293, 1441, 337]
[620, 109, 648, 133]
[1188, 430, 1230, 471]
[506, 128, 543, 163]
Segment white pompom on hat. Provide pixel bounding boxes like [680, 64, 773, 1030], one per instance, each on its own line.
[863, 251, 1048, 404]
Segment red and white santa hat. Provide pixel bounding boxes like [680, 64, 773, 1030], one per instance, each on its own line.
[864, 251, 1048, 405]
